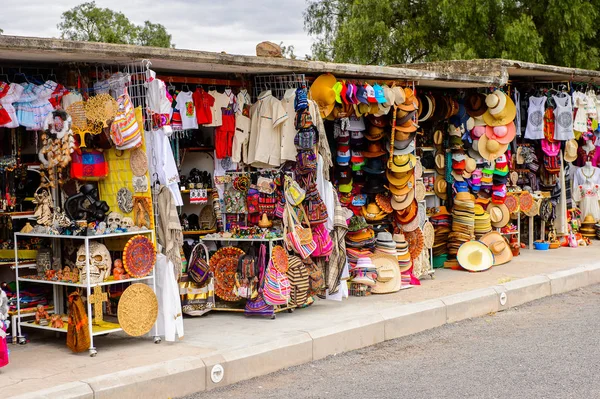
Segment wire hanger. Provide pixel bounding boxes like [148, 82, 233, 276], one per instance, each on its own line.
[182, 78, 190, 92]
[0, 68, 9, 83]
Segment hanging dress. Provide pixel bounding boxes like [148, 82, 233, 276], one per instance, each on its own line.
[573, 167, 600, 220]
[553, 94, 575, 141]
[524, 96, 545, 140]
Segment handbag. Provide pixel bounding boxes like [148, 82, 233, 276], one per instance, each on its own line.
[303, 257, 325, 295]
[263, 259, 291, 306]
[187, 242, 210, 286]
[180, 275, 215, 316]
[245, 244, 275, 317]
[110, 90, 143, 150]
[234, 247, 259, 300]
[303, 181, 328, 226]
[286, 255, 310, 307]
[311, 223, 333, 258]
[70, 149, 109, 181]
[284, 175, 305, 206]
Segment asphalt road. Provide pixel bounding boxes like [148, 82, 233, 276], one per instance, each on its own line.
[185, 285, 600, 399]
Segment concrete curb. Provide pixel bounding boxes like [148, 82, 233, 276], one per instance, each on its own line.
[13, 263, 600, 399]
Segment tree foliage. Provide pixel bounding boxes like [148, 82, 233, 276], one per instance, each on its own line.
[58, 1, 173, 48]
[304, 0, 600, 69]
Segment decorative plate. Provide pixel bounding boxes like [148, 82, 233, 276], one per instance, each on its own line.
[123, 235, 156, 278]
[117, 283, 158, 337]
[519, 191, 534, 213]
[214, 256, 241, 302]
[130, 147, 148, 177]
[504, 194, 519, 214]
[271, 245, 289, 273]
[209, 247, 245, 274]
[405, 227, 424, 259]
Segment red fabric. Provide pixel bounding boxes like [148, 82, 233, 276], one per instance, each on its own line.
[49, 84, 69, 109]
[192, 88, 215, 125]
[0, 107, 11, 125]
[215, 114, 235, 159]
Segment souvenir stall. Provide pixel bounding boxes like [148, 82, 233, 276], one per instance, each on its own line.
[0, 62, 175, 358]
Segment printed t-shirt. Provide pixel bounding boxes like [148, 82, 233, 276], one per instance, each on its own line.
[192, 88, 214, 125]
[175, 91, 198, 130]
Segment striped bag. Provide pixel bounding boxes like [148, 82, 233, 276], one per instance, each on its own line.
[286, 255, 310, 307]
[263, 259, 291, 306]
[245, 244, 274, 317]
[110, 90, 142, 150]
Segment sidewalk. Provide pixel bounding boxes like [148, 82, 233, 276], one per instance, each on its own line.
[3, 246, 600, 399]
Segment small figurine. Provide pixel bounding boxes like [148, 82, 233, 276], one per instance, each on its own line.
[35, 305, 49, 325]
[50, 314, 64, 329]
[45, 269, 56, 280]
[112, 259, 129, 280]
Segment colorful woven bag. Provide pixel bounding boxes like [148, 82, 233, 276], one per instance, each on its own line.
[263, 259, 291, 306]
[70, 149, 109, 181]
[187, 242, 211, 286]
[286, 255, 310, 307]
[244, 244, 275, 317]
[110, 90, 142, 150]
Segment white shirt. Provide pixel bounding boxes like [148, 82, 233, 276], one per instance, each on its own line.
[236, 89, 251, 115]
[280, 88, 299, 163]
[175, 91, 198, 130]
[247, 90, 288, 167]
[155, 254, 184, 342]
[205, 90, 230, 127]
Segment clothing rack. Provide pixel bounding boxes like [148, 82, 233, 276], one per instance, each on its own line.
[253, 74, 307, 101]
[155, 75, 246, 88]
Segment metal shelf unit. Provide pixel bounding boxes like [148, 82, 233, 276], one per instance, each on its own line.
[13, 230, 157, 356]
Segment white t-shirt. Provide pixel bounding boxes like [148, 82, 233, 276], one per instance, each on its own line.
[175, 91, 198, 130]
[205, 90, 230, 127]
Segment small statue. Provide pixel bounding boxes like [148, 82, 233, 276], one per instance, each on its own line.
[45, 269, 56, 280]
[35, 305, 49, 325]
[33, 187, 54, 226]
[112, 259, 128, 280]
[50, 314, 64, 329]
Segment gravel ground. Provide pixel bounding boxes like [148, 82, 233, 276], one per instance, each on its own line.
[184, 284, 600, 399]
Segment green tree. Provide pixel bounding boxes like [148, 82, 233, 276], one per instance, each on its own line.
[58, 1, 173, 48]
[280, 42, 297, 59]
[304, 0, 598, 69]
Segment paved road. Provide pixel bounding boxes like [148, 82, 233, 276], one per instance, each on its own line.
[185, 285, 600, 399]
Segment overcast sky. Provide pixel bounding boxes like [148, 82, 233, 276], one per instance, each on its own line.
[2, 0, 314, 57]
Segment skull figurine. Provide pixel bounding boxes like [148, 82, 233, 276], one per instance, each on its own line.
[106, 212, 123, 231]
[120, 217, 134, 231]
[75, 241, 112, 285]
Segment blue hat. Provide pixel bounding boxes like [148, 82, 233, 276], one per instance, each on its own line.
[373, 84, 386, 104]
[453, 180, 469, 192]
[363, 158, 385, 174]
[356, 85, 369, 104]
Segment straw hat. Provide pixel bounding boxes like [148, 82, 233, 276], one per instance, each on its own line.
[488, 203, 510, 228]
[394, 199, 418, 224]
[435, 153, 445, 170]
[370, 253, 402, 294]
[564, 139, 578, 163]
[118, 283, 159, 337]
[130, 147, 148, 177]
[478, 134, 509, 161]
[482, 90, 517, 127]
[415, 180, 426, 202]
[258, 213, 273, 228]
[389, 154, 417, 173]
[405, 227, 425, 259]
[375, 193, 394, 214]
[433, 130, 444, 146]
[465, 92, 488, 117]
[310, 73, 337, 118]
[392, 86, 406, 106]
[457, 241, 494, 272]
[479, 231, 513, 265]
[422, 221, 435, 249]
[434, 176, 447, 200]
[391, 190, 415, 211]
[388, 178, 415, 196]
[362, 203, 388, 222]
[386, 169, 413, 186]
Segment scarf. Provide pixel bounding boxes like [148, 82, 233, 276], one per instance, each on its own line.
[157, 185, 184, 280]
[67, 291, 90, 353]
[310, 100, 333, 181]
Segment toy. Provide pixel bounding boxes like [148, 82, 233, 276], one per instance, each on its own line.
[112, 259, 129, 280]
[50, 314, 64, 329]
[35, 305, 49, 325]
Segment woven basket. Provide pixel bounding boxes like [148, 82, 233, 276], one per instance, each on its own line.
[130, 147, 148, 177]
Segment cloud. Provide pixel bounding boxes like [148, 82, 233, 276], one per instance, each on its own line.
[1, 0, 313, 56]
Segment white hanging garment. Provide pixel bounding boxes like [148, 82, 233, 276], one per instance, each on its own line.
[154, 254, 184, 342]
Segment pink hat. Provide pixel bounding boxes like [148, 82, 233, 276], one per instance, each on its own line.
[541, 139, 560, 156]
[485, 122, 516, 144]
[471, 125, 486, 139]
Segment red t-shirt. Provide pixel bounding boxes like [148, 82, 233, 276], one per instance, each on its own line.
[192, 88, 215, 125]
